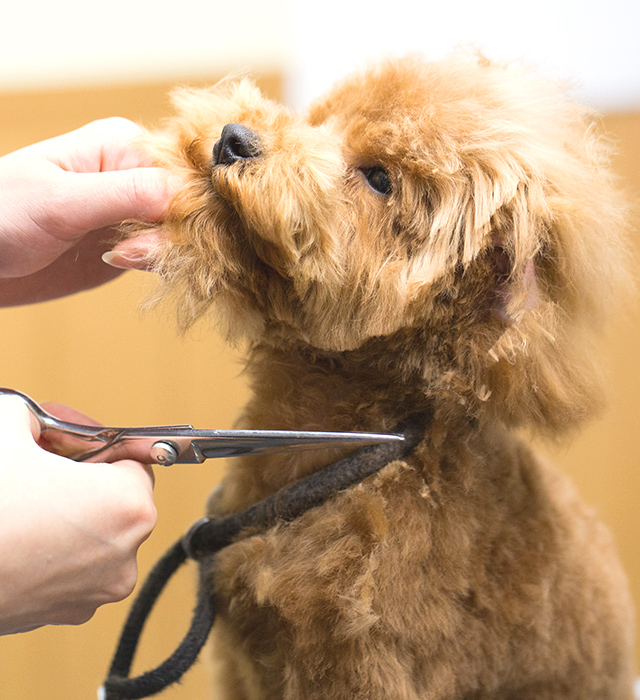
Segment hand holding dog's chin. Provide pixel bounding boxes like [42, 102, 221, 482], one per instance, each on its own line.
[0, 396, 156, 635]
[0, 118, 177, 306]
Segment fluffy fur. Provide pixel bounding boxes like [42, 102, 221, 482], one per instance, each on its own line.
[124, 54, 635, 698]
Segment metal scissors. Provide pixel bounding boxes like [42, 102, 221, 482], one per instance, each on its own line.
[0, 388, 404, 467]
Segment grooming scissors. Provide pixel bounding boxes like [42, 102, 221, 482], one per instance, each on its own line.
[0, 388, 404, 467]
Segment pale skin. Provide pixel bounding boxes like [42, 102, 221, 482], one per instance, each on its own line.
[0, 118, 179, 635]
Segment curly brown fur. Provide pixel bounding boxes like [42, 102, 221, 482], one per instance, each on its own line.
[122, 54, 635, 698]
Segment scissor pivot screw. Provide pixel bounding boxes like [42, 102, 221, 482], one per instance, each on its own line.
[151, 441, 179, 466]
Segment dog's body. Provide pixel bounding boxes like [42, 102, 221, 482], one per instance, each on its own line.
[124, 55, 635, 698]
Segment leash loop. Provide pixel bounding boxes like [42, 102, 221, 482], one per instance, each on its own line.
[182, 517, 211, 559]
[100, 413, 429, 699]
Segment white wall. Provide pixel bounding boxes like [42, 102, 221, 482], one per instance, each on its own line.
[0, 0, 289, 91]
[1, 0, 638, 113]
[286, 0, 640, 112]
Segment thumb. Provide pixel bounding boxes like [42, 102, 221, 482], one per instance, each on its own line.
[0, 395, 41, 443]
[62, 167, 179, 234]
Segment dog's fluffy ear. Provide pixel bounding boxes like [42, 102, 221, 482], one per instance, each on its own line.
[475, 166, 631, 436]
[485, 181, 547, 326]
[490, 237, 540, 324]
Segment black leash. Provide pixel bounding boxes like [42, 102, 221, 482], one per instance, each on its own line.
[100, 413, 429, 700]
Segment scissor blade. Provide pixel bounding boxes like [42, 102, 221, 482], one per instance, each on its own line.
[190, 429, 405, 461]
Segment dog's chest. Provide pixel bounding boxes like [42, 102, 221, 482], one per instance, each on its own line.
[205, 439, 634, 699]
[207, 453, 511, 693]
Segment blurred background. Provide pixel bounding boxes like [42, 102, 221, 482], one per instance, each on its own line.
[0, 0, 638, 697]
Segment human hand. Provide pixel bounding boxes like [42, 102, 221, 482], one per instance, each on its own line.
[0, 118, 178, 305]
[0, 394, 157, 635]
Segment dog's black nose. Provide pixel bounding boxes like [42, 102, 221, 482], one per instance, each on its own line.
[213, 123, 262, 165]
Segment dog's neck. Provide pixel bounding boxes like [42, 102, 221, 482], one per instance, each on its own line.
[240, 337, 433, 434]
[210, 338, 427, 511]
[213, 336, 492, 513]
[211, 336, 496, 512]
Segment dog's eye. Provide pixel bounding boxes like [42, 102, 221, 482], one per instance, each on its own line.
[361, 167, 392, 195]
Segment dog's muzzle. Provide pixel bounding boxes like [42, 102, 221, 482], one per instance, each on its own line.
[213, 123, 262, 165]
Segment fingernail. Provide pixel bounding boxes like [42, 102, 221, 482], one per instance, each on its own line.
[102, 251, 128, 268]
[102, 250, 150, 270]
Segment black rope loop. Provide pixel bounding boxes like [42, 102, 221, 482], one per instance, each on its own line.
[100, 412, 429, 699]
[100, 554, 215, 699]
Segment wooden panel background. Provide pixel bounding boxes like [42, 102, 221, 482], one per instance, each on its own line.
[0, 79, 637, 698]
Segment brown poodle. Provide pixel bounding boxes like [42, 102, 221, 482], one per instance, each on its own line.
[113, 54, 635, 698]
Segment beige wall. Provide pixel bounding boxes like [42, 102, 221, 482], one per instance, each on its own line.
[546, 109, 640, 662]
[0, 82, 637, 698]
[0, 77, 277, 700]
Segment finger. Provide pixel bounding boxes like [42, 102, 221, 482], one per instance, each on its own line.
[0, 394, 41, 441]
[40, 402, 102, 427]
[60, 167, 179, 234]
[0, 229, 125, 306]
[110, 459, 156, 489]
[35, 117, 151, 172]
[104, 460, 157, 536]
[102, 231, 164, 271]
[139, 462, 156, 489]
[37, 402, 103, 459]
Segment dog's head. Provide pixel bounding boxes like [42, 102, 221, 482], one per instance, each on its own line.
[121, 55, 630, 434]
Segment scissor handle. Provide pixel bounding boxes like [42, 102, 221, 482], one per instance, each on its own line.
[0, 388, 103, 436]
[0, 387, 127, 459]
[0, 388, 187, 464]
